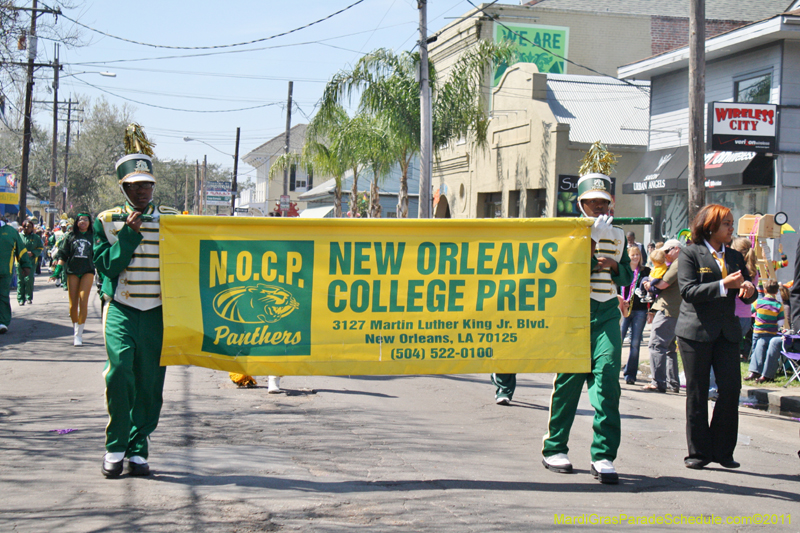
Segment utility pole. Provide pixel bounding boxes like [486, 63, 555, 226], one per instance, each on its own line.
[184, 163, 189, 213]
[18, 0, 38, 224]
[282, 81, 293, 216]
[688, 0, 706, 222]
[61, 98, 78, 215]
[194, 161, 199, 214]
[48, 43, 59, 228]
[12, 0, 60, 223]
[202, 155, 207, 215]
[231, 127, 240, 215]
[418, 0, 432, 219]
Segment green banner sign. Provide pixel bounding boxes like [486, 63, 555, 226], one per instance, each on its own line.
[493, 22, 569, 85]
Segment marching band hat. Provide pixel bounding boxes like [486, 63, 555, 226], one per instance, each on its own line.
[577, 173, 613, 204]
[115, 153, 155, 184]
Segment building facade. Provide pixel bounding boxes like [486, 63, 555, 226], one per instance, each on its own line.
[426, 1, 788, 226]
[433, 63, 649, 229]
[618, 5, 800, 280]
[241, 124, 315, 215]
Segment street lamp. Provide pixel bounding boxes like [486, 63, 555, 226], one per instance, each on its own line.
[183, 137, 234, 158]
[63, 70, 116, 78]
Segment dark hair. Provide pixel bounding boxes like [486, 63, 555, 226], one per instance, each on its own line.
[72, 214, 93, 235]
[690, 204, 731, 244]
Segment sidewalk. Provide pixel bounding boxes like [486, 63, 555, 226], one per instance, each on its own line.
[621, 322, 800, 417]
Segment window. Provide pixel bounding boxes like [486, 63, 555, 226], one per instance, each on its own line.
[735, 72, 771, 104]
[290, 165, 311, 192]
[478, 192, 502, 218]
[508, 190, 521, 217]
[508, 189, 548, 218]
[707, 188, 769, 232]
[526, 189, 547, 218]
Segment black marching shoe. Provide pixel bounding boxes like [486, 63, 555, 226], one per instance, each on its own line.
[126, 458, 151, 476]
[684, 457, 711, 470]
[718, 459, 740, 469]
[101, 456, 123, 478]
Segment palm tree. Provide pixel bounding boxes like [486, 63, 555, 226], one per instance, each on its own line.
[304, 104, 364, 218]
[319, 40, 513, 218]
[336, 113, 395, 218]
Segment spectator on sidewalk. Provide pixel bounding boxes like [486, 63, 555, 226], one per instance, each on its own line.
[620, 245, 650, 385]
[642, 239, 683, 393]
[626, 231, 647, 265]
[745, 280, 784, 383]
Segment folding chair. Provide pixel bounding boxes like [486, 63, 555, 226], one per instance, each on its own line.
[780, 334, 800, 388]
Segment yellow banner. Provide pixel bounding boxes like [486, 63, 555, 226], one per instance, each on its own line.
[0, 192, 19, 204]
[160, 216, 592, 376]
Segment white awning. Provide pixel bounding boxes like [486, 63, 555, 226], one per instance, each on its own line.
[299, 206, 334, 218]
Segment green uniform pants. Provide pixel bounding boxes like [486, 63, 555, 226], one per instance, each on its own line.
[0, 274, 11, 326]
[16, 267, 34, 303]
[491, 373, 516, 400]
[542, 299, 622, 462]
[103, 300, 166, 459]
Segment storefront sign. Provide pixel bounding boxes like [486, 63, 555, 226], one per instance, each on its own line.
[622, 148, 688, 195]
[159, 216, 592, 376]
[557, 174, 616, 216]
[708, 102, 778, 152]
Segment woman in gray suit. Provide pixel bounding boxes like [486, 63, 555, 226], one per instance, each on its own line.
[675, 204, 756, 470]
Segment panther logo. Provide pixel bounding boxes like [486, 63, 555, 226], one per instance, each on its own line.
[212, 284, 299, 324]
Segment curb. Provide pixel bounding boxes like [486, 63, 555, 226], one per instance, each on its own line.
[742, 386, 800, 416]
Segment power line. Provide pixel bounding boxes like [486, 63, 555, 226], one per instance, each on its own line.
[63, 22, 416, 66]
[72, 77, 285, 114]
[55, 0, 366, 50]
[62, 64, 328, 83]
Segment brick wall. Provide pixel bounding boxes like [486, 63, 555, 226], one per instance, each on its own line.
[651, 16, 747, 55]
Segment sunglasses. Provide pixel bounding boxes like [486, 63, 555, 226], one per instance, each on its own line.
[124, 182, 154, 191]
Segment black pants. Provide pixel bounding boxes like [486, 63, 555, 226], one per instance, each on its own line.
[677, 335, 741, 463]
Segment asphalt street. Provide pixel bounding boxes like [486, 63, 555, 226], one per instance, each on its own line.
[0, 274, 798, 532]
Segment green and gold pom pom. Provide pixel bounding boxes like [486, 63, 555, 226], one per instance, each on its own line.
[124, 123, 156, 157]
[579, 140, 619, 177]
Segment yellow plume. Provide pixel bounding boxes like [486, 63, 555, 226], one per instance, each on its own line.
[124, 123, 156, 157]
[579, 140, 619, 176]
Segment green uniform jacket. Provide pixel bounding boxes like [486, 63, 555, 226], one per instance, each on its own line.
[93, 207, 143, 302]
[21, 233, 43, 260]
[0, 225, 33, 275]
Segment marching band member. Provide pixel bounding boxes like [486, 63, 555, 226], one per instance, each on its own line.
[95, 124, 180, 478]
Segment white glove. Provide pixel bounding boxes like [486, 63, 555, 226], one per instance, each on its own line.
[591, 215, 615, 243]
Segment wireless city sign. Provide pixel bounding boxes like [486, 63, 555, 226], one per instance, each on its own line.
[708, 102, 778, 153]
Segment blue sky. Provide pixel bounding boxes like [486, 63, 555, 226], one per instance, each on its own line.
[39, 0, 473, 182]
